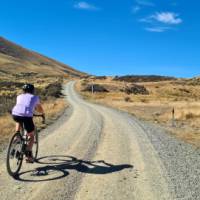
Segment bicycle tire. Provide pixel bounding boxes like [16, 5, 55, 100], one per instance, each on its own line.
[6, 132, 23, 177]
[32, 128, 39, 160]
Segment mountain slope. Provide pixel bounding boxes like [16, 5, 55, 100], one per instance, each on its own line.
[0, 37, 85, 77]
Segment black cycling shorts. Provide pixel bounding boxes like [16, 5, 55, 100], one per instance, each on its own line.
[12, 115, 35, 133]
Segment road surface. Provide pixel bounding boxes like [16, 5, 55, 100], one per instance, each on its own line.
[0, 81, 199, 200]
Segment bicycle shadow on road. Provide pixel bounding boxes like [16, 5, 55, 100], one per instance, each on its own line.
[15, 155, 133, 182]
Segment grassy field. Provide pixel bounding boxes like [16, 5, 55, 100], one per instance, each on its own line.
[0, 73, 68, 147]
[77, 77, 200, 147]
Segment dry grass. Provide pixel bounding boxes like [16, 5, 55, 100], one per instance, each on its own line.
[42, 98, 67, 120]
[76, 78, 200, 147]
[0, 115, 15, 146]
[0, 73, 69, 147]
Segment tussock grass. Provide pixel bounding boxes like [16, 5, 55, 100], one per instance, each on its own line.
[77, 78, 200, 147]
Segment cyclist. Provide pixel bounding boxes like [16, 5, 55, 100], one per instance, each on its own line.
[12, 84, 45, 163]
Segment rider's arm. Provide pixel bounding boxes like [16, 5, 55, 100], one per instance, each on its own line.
[35, 103, 45, 114]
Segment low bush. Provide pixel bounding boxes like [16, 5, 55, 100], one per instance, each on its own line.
[140, 98, 149, 103]
[123, 84, 149, 95]
[0, 96, 16, 115]
[185, 113, 200, 120]
[82, 84, 109, 93]
[124, 96, 131, 102]
[0, 81, 24, 90]
[37, 82, 63, 100]
[94, 76, 107, 80]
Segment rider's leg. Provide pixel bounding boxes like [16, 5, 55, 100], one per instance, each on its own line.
[12, 116, 22, 133]
[15, 122, 21, 132]
[23, 117, 35, 151]
[23, 117, 35, 163]
[26, 131, 34, 151]
[25, 131, 34, 163]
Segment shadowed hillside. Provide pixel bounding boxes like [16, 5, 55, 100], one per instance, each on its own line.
[0, 37, 85, 77]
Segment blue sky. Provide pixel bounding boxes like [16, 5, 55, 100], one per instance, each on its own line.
[0, 0, 199, 77]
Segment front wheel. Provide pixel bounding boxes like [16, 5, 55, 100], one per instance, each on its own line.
[32, 128, 39, 160]
[6, 132, 23, 177]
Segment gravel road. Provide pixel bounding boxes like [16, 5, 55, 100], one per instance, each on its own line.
[0, 81, 199, 200]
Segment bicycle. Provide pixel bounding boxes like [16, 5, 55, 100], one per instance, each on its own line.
[6, 114, 45, 177]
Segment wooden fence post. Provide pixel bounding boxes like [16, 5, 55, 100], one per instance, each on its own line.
[172, 107, 175, 127]
[91, 84, 94, 94]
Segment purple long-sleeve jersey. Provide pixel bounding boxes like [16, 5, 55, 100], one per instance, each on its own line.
[12, 93, 40, 117]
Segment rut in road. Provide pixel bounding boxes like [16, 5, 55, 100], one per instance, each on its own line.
[0, 81, 174, 200]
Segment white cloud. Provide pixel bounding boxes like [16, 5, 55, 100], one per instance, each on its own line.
[74, 1, 99, 11]
[145, 27, 171, 32]
[135, 0, 155, 7]
[132, 5, 141, 13]
[151, 12, 182, 25]
[140, 12, 182, 32]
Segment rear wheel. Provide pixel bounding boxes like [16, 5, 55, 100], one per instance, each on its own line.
[32, 128, 39, 160]
[6, 132, 23, 177]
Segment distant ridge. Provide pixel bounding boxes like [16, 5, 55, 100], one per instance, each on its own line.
[0, 37, 86, 77]
[113, 75, 176, 82]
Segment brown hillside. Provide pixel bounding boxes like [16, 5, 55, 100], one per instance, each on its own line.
[0, 37, 85, 77]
